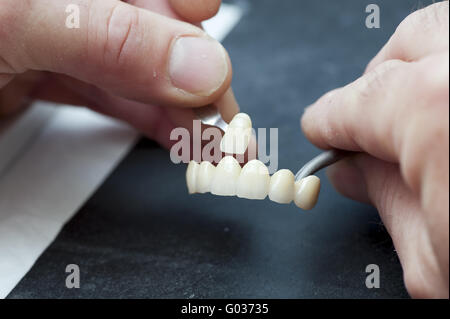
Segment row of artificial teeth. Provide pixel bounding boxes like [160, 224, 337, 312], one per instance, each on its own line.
[186, 156, 321, 210]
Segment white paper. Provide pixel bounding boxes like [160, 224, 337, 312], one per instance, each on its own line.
[203, 2, 246, 41]
[0, 105, 138, 298]
[0, 103, 56, 178]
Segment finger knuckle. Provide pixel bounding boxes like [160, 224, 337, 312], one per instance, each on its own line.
[399, 106, 449, 193]
[353, 60, 403, 101]
[417, 54, 449, 103]
[101, 3, 141, 68]
[396, 2, 449, 42]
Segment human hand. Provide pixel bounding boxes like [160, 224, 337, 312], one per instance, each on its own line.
[0, 0, 238, 148]
[301, 2, 449, 298]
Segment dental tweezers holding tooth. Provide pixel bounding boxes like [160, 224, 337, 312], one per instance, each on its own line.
[194, 105, 352, 179]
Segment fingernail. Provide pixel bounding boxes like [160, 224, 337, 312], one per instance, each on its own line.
[168, 36, 228, 96]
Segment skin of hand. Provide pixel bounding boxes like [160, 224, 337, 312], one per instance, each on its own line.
[301, 2, 449, 298]
[0, 0, 239, 149]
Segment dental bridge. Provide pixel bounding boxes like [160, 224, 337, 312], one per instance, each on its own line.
[186, 112, 325, 210]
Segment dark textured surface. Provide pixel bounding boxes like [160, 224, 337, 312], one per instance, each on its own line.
[9, 0, 429, 298]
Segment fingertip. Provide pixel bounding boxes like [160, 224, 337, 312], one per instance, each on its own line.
[169, 0, 221, 23]
[300, 103, 329, 150]
[301, 89, 340, 138]
[300, 105, 313, 131]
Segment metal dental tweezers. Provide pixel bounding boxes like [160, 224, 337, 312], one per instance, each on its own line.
[194, 105, 353, 179]
[294, 149, 352, 181]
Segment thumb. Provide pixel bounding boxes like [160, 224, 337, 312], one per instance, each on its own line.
[0, 0, 231, 107]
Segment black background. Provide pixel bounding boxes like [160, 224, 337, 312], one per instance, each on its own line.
[9, 0, 433, 298]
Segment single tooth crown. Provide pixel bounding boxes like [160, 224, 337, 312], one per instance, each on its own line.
[229, 113, 252, 129]
[220, 127, 252, 155]
[196, 161, 216, 193]
[294, 175, 321, 210]
[186, 160, 200, 194]
[210, 156, 241, 196]
[268, 169, 295, 204]
[220, 113, 252, 155]
[236, 159, 270, 200]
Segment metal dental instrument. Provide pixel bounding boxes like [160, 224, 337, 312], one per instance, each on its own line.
[194, 106, 352, 179]
[294, 149, 352, 181]
[194, 104, 228, 132]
